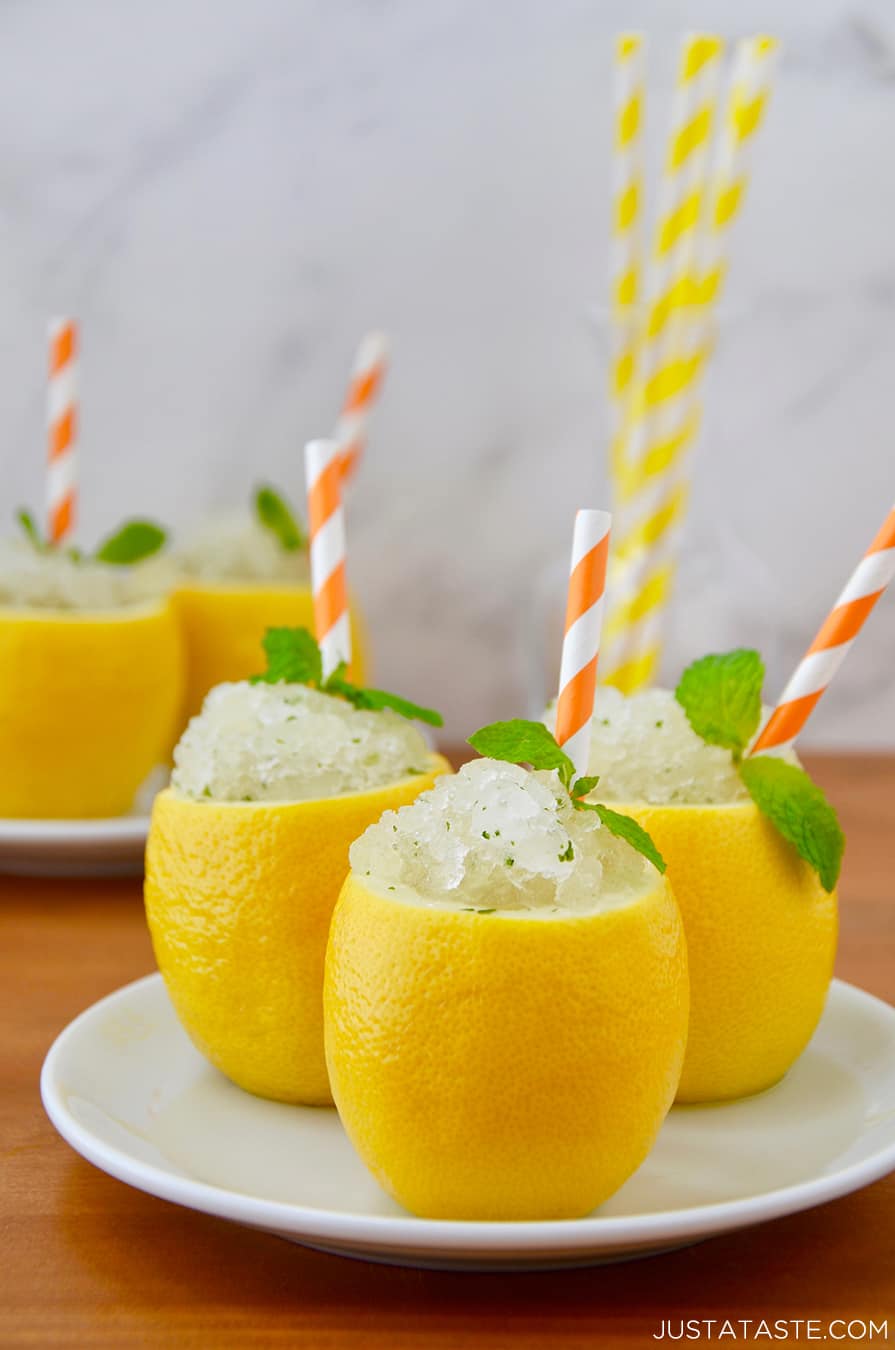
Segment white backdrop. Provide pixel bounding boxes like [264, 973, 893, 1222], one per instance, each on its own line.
[1, 0, 893, 744]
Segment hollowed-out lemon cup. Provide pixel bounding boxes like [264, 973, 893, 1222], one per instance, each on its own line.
[0, 600, 184, 818]
[620, 800, 837, 1103]
[144, 755, 450, 1107]
[172, 583, 368, 724]
[324, 873, 689, 1221]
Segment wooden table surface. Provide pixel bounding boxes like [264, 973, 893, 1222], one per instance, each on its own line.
[2, 753, 893, 1348]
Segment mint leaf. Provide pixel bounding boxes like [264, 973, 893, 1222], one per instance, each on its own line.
[571, 774, 600, 800]
[468, 720, 576, 788]
[247, 627, 443, 724]
[95, 520, 167, 565]
[574, 803, 667, 873]
[251, 627, 323, 685]
[16, 508, 45, 551]
[739, 757, 844, 893]
[675, 649, 765, 757]
[325, 670, 443, 727]
[255, 485, 305, 552]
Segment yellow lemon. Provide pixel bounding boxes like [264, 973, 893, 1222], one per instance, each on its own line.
[324, 874, 688, 1220]
[622, 801, 837, 1103]
[0, 600, 183, 818]
[172, 583, 368, 724]
[144, 755, 450, 1107]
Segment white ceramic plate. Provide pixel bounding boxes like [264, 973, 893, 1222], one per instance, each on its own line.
[41, 975, 895, 1271]
[0, 770, 166, 877]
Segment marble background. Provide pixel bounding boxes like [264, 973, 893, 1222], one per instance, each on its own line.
[1, 0, 894, 745]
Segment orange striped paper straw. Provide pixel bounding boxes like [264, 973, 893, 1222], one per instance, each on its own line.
[334, 331, 389, 481]
[555, 510, 612, 775]
[47, 318, 78, 544]
[751, 502, 895, 753]
[305, 437, 350, 676]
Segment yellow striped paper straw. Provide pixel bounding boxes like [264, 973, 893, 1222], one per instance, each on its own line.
[696, 36, 778, 315]
[609, 33, 645, 485]
[604, 35, 779, 692]
[602, 33, 724, 692]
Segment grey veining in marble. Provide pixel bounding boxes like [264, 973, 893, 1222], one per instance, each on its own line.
[1, 0, 893, 745]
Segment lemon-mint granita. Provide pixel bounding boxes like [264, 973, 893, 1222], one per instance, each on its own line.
[0, 511, 183, 817]
[563, 650, 843, 1105]
[145, 625, 447, 1106]
[0, 513, 175, 610]
[351, 757, 655, 914]
[172, 486, 367, 725]
[324, 717, 687, 1222]
[178, 487, 309, 583]
[172, 681, 433, 803]
[556, 684, 756, 805]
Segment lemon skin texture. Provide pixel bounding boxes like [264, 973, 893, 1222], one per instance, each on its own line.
[624, 801, 837, 1103]
[325, 875, 689, 1220]
[0, 600, 184, 818]
[172, 583, 368, 724]
[144, 755, 450, 1106]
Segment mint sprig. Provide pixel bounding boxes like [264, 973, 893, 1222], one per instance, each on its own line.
[252, 626, 322, 685]
[254, 485, 305, 552]
[675, 649, 764, 760]
[250, 626, 443, 728]
[14, 509, 167, 565]
[468, 720, 577, 788]
[16, 508, 45, 551]
[326, 664, 443, 727]
[739, 757, 844, 894]
[466, 718, 665, 874]
[94, 520, 167, 565]
[581, 803, 666, 875]
[675, 649, 844, 891]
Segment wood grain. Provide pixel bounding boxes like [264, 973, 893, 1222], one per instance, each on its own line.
[1, 752, 893, 1348]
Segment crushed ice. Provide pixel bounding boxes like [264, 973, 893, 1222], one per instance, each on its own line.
[350, 758, 653, 913]
[172, 681, 432, 802]
[547, 686, 761, 806]
[0, 539, 177, 610]
[177, 513, 310, 584]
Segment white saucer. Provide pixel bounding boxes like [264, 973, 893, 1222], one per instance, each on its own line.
[41, 975, 895, 1271]
[0, 770, 166, 877]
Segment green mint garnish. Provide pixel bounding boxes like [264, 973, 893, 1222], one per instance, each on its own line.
[251, 626, 323, 686]
[249, 627, 443, 727]
[16, 508, 45, 551]
[466, 718, 665, 873]
[675, 649, 765, 760]
[326, 665, 443, 727]
[739, 757, 844, 894]
[675, 648, 844, 890]
[94, 520, 167, 565]
[15, 508, 169, 564]
[467, 720, 576, 789]
[574, 802, 666, 874]
[558, 840, 574, 862]
[254, 485, 305, 552]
